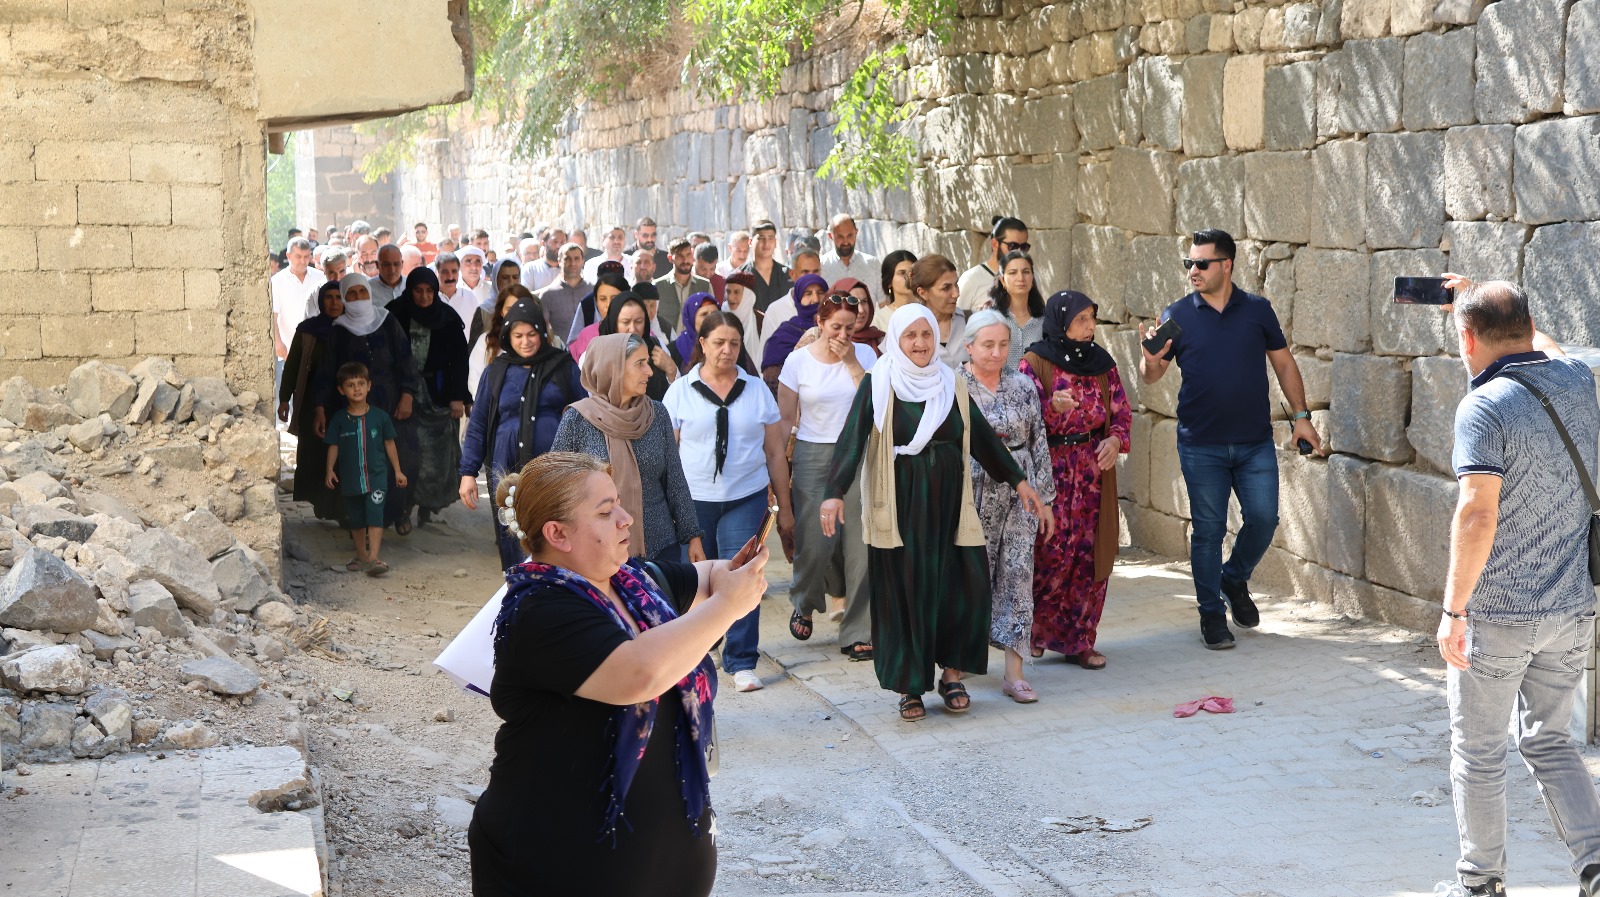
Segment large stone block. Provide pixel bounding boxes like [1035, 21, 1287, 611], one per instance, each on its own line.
[1108, 147, 1177, 236]
[1514, 117, 1600, 225]
[1149, 417, 1189, 519]
[1333, 39, 1404, 134]
[1475, 0, 1569, 124]
[124, 529, 219, 616]
[1274, 448, 1329, 566]
[1121, 411, 1155, 506]
[1310, 140, 1367, 249]
[1365, 465, 1455, 602]
[1077, 159, 1109, 225]
[1073, 74, 1126, 151]
[1366, 132, 1443, 250]
[1442, 221, 1530, 284]
[1523, 222, 1600, 346]
[65, 360, 136, 419]
[1442, 125, 1516, 221]
[1016, 94, 1078, 156]
[1569, 1, 1600, 114]
[1329, 571, 1441, 633]
[1132, 57, 1183, 151]
[1408, 355, 1472, 475]
[1124, 236, 1189, 320]
[1265, 61, 1318, 151]
[1070, 225, 1133, 322]
[0, 549, 99, 633]
[1293, 249, 1371, 352]
[1330, 353, 1412, 462]
[36, 226, 131, 270]
[1369, 249, 1451, 356]
[1326, 454, 1371, 578]
[1223, 55, 1267, 151]
[1243, 151, 1311, 244]
[1182, 54, 1228, 157]
[1341, 0, 1389, 39]
[1121, 500, 1191, 559]
[1175, 156, 1244, 237]
[34, 141, 129, 182]
[0, 644, 89, 695]
[1435, 0, 1490, 24]
[1402, 29, 1477, 131]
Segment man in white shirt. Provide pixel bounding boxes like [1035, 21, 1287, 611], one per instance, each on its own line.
[459, 246, 492, 306]
[435, 253, 478, 345]
[581, 226, 629, 282]
[819, 214, 879, 301]
[522, 227, 564, 292]
[958, 216, 1029, 313]
[270, 236, 324, 398]
[369, 244, 406, 308]
[716, 230, 751, 278]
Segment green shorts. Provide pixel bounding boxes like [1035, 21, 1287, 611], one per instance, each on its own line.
[344, 490, 386, 529]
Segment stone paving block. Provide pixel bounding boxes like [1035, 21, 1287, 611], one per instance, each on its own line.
[1073, 73, 1126, 151]
[1223, 54, 1267, 151]
[1265, 61, 1318, 151]
[1326, 454, 1371, 578]
[1123, 236, 1189, 321]
[1367, 132, 1444, 250]
[1514, 116, 1600, 225]
[1568, 1, 1600, 114]
[1364, 465, 1456, 603]
[1402, 29, 1477, 131]
[1370, 249, 1451, 356]
[1182, 54, 1228, 157]
[1334, 39, 1404, 134]
[1330, 352, 1412, 462]
[1108, 147, 1177, 236]
[1070, 224, 1133, 323]
[1293, 248, 1371, 353]
[1175, 156, 1244, 238]
[1408, 355, 1471, 475]
[1132, 56, 1183, 152]
[1523, 222, 1600, 347]
[1149, 417, 1189, 520]
[1475, 0, 1569, 124]
[1310, 140, 1367, 249]
[1243, 151, 1311, 244]
[1442, 221, 1530, 285]
[1442, 124, 1516, 221]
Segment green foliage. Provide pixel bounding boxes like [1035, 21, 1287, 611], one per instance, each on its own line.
[265, 137, 298, 254]
[358, 0, 956, 190]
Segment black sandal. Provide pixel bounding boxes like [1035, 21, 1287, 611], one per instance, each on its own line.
[394, 513, 413, 536]
[898, 694, 925, 722]
[937, 679, 971, 713]
[840, 642, 873, 662]
[789, 610, 813, 641]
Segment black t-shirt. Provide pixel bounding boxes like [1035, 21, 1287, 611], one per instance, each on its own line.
[468, 561, 716, 897]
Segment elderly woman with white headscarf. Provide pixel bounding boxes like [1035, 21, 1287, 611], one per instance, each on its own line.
[960, 309, 1056, 704]
[819, 305, 1049, 722]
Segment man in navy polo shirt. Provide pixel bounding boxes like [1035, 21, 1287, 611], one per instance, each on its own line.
[1140, 229, 1323, 649]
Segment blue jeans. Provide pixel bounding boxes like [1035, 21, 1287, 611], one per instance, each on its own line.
[1177, 439, 1279, 617]
[686, 488, 768, 674]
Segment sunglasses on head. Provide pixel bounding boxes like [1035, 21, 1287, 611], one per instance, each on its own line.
[1000, 240, 1031, 253]
[1182, 257, 1227, 271]
[823, 292, 861, 305]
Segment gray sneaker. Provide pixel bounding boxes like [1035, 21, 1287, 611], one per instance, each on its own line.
[1432, 878, 1505, 897]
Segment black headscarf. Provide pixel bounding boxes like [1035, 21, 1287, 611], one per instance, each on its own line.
[295, 281, 343, 340]
[482, 297, 579, 472]
[388, 267, 453, 331]
[576, 272, 632, 332]
[387, 266, 471, 403]
[1026, 290, 1116, 377]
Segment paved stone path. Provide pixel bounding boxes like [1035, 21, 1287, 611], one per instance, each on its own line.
[754, 551, 1592, 897]
[0, 745, 324, 897]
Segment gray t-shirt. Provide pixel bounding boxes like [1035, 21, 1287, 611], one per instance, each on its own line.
[1452, 354, 1599, 621]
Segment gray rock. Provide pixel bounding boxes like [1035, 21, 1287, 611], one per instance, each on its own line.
[1475, 0, 1567, 124]
[252, 633, 286, 662]
[179, 655, 260, 696]
[170, 508, 235, 560]
[0, 377, 41, 425]
[0, 444, 65, 479]
[1409, 356, 1473, 474]
[1108, 147, 1177, 236]
[22, 403, 80, 432]
[1442, 221, 1531, 284]
[243, 482, 277, 520]
[254, 600, 297, 631]
[127, 580, 187, 638]
[1073, 73, 1126, 152]
[129, 356, 181, 386]
[1333, 39, 1403, 134]
[1243, 151, 1312, 244]
[1330, 353, 1412, 462]
[84, 689, 133, 740]
[1523, 222, 1600, 347]
[1366, 132, 1443, 250]
[1401, 29, 1476, 131]
[124, 529, 220, 616]
[1182, 54, 1227, 157]
[1370, 249, 1451, 356]
[1434, 0, 1490, 24]
[1326, 454, 1371, 578]
[1133, 56, 1183, 151]
[1568, 1, 1600, 114]
[144, 442, 203, 471]
[212, 549, 276, 612]
[151, 381, 184, 423]
[65, 361, 137, 420]
[1310, 140, 1367, 249]
[1123, 236, 1190, 320]
[1175, 156, 1245, 237]
[66, 417, 106, 452]
[435, 795, 476, 831]
[83, 629, 135, 661]
[1365, 465, 1456, 602]
[161, 720, 218, 750]
[77, 492, 143, 526]
[1442, 125, 1516, 221]
[19, 702, 75, 756]
[124, 376, 159, 425]
[1069, 225, 1132, 324]
[1264, 61, 1317, 151]
[0, 644, 90, 694]
[13, 471, 68, 502]
[13, 504, 96, 544]
[1292, 249, 1371, 353]
[188, 378, 237, 421]
[0, 549, 99, 633]
[1514, 117, 1600, 226]
[71, 717, 124, 759]
[1, 627, 61, 653]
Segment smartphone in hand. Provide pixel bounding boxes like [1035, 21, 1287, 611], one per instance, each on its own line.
[1393, 276, 1451, 305]
[729, 505, 780, 567]
[1142, 318, 1182, 355]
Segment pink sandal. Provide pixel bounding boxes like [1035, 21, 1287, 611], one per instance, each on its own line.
[1001, 678, 1038, 703]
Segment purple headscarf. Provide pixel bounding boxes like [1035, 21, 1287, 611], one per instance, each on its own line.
[674, 292, 717, 367]
[759, 273, 829, 370]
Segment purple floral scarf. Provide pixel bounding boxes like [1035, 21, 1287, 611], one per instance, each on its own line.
[494, 558, 717, 843]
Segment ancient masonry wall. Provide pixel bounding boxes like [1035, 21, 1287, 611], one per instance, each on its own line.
[371, 0, 1600, 629]
[0, 2, 273, 400]
[292, 129, 396, 237]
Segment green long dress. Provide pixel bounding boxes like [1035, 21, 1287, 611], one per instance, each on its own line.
[826, 374, 1025, 696]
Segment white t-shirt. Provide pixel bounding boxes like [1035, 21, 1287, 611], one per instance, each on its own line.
[270, 267, 325, 350]
[581, 253, 631, 283]
[956, 263, 996, 313]
[819, 251, 880, 301]
[662, 366, 780, 503]
[778, 343, 877, 444]
[522, 261, 560, 293]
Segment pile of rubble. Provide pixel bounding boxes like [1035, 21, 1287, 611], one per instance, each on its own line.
[0, 358, 309, 768]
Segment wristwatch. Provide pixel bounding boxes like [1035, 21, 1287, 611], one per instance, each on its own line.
[1291, 410, 1311, 421]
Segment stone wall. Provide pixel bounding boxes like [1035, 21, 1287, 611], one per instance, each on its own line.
[293, 129, 397, 236]
[372, 0, 1600, 629]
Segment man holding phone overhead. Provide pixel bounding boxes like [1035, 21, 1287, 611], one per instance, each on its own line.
[1140, 229, 1322, 650]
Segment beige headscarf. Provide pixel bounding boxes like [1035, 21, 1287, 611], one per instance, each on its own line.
[572, 333, 656, 555]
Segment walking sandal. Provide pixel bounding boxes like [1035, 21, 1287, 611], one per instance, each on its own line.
[898, 694, 925, 722]
[840, 642, 873, 662]
[937, 679, 971, 713]
[789, 610, 813, 641]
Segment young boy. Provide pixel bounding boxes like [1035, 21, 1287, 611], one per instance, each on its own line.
[324, 362, 406, 575]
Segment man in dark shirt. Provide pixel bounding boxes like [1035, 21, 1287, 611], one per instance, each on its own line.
[738, 219, 792, 313]
[624, 216, 671, 282]
[1140, 229, 1322, 650]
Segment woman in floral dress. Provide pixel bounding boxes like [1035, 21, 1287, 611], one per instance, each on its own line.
[960, 310, 1055, 703]
[1022, 291, 1132, 669]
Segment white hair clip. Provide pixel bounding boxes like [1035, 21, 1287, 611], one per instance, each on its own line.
[499, 486, 524, 539]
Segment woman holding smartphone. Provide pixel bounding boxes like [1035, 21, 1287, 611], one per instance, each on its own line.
[662, 311, 792, 693]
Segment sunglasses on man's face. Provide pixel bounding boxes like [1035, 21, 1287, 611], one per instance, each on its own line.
[1182, 257, 1227, 271]
[824, 292, 861, 306]
[1000, 240, 1031, 253]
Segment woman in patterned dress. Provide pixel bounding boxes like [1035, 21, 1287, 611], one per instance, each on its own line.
[1022, 291, 1132, 668]
[960, 310, 1056, 702]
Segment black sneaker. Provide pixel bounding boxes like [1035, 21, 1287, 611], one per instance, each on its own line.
[1200, 612, 1235, 650]
[1581, 863, 1600, 896]
[1465, 877, 1505, 897]
[1221, 578, 1260, 629]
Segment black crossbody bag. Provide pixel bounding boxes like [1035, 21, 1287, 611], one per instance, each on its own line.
[1500, 370, 1600, 585]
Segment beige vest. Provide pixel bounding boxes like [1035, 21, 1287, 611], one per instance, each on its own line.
[862, 376, 985, 549]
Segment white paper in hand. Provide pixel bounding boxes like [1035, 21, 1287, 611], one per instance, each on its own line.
[432, 583, 506, 697]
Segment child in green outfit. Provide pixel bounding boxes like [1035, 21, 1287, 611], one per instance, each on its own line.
[325, 362, 407, 575]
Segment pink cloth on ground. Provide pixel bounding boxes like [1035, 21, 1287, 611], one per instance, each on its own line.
[1173, 696, 1235, 718]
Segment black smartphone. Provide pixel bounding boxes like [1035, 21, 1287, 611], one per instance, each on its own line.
[729, 505, 780, 567]
[1393, 276, 1451, 305]
[1142, 318, 1182, 355]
